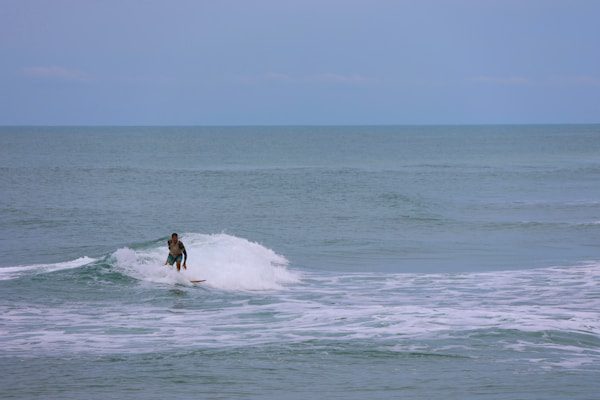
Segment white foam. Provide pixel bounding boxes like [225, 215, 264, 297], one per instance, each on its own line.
[2, 258, 599, 372]
[111, 233, 300, 291]
[0, 256, 96, 280]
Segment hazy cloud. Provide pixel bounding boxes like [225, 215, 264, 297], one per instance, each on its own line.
[469, 75, 600, 88]
[237, 72, 378, 86]
[22, 66, 91, 82]
[549, 75, 600, 87]
[469, 76, 531, 85]
[263, 72, 294, 83]
[307, 73, 376, 84]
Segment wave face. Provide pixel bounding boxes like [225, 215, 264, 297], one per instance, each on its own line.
[0, 233, 298, 291]
[111, 233, 299, 290]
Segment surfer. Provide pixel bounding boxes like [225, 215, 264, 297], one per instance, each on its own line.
[165, 233, 187, 271]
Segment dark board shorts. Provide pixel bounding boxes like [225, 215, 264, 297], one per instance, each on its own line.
[167, 254, 183, 265]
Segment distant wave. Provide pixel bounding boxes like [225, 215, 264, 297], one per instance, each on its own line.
[479, 220, 600, 230]
[487, 200, 600, 209]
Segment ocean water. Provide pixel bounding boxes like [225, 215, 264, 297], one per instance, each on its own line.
[1, 125, 599, 399]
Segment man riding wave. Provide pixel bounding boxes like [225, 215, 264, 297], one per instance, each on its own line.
[165, 232, 187, 271]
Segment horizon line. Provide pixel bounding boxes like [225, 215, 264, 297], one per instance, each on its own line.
[1, 122, 599, 128]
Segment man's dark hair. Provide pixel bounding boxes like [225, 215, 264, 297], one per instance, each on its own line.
[171, 233, 178, 238]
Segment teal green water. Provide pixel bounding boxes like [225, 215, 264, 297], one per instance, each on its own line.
[1, 125, 599, 399]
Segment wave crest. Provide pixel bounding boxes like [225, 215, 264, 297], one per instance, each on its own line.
[111, 233, 299, 291]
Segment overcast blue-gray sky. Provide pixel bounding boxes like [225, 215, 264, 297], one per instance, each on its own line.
[1, 0, 599, 125]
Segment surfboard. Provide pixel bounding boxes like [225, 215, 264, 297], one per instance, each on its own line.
[190, 279, 206, 284]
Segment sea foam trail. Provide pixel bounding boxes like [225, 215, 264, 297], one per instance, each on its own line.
[111, 233, 299, 291]
[0, 257, 96, 281]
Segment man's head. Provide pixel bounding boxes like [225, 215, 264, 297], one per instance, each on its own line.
[171, 233, 178, 242]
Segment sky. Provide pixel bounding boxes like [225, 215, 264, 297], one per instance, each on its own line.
[1, 0, 599, 125]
